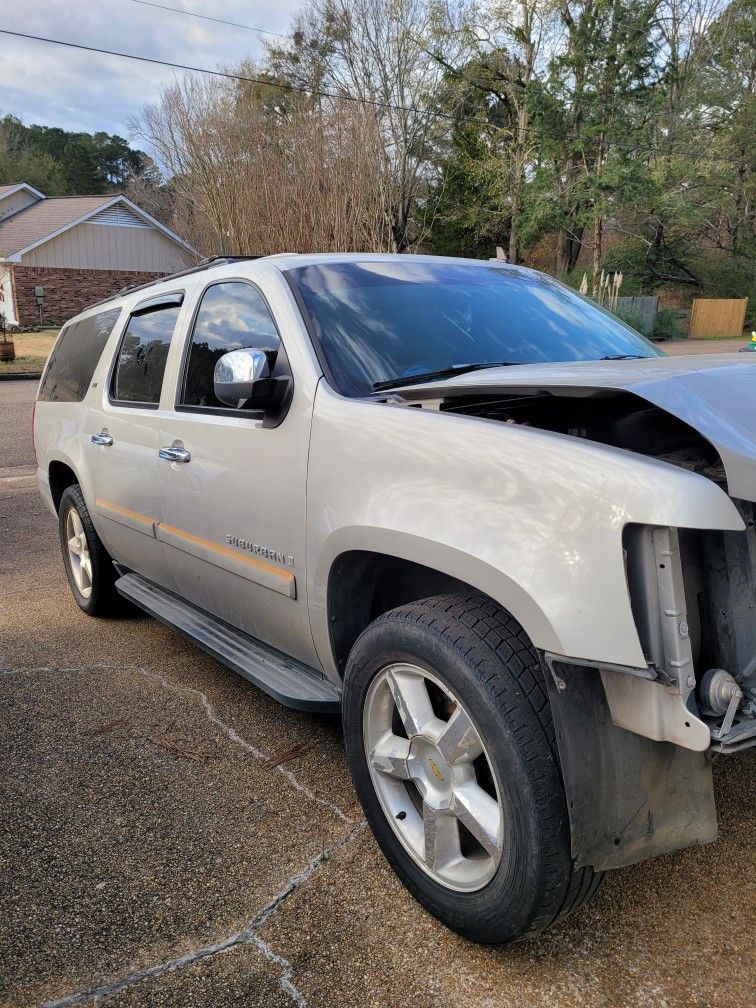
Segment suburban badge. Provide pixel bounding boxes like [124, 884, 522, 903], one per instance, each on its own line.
[225, 535, 294, 568]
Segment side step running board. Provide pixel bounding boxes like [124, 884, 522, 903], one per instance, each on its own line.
[116, 572, 341, 713]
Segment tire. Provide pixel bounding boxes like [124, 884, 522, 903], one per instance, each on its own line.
[342, 593, 602, 944]
[58, 484, 124, 617]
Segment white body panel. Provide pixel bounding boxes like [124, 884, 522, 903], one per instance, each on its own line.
[150, 268, 321, 666]
[306, 382, 742, 682]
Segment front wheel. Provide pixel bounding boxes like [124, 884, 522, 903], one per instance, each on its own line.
[342, 594, 601, 944]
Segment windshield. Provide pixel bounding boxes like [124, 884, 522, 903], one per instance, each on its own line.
[288, 260, 662, 397]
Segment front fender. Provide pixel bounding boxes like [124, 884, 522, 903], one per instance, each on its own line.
[307, 385, 742, 677]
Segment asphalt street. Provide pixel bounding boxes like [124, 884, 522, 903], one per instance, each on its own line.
[1, 378, 753, 1007]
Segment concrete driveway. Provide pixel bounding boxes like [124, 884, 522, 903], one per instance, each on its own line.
[1, 379, 753, 1008]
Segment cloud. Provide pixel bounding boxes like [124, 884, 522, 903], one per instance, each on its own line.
[0, 0, 300, 139]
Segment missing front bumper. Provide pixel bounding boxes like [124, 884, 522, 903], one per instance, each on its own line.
[542, 657, 717, 872]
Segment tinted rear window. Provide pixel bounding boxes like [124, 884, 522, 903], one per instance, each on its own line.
[111, 304, 180, 406]
[37, 308, 121, 403]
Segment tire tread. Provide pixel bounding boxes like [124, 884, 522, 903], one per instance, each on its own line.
[360, 593, 602, 939]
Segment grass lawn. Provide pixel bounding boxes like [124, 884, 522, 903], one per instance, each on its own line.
[0, 331, 58, 375]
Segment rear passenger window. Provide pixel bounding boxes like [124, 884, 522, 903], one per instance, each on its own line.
[111, 303, 181, 406]
[38, 308, 120, 402]
[180, 281, 279, 410]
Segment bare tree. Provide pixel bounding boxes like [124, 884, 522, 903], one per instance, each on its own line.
[266, 0, 451, 251]
[135, 72, 392, 255]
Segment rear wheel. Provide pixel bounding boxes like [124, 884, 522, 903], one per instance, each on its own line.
[58, 484, 124, 617]
[342, 594, 602, 944]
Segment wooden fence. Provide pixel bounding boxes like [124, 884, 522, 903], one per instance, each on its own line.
[689, 298, 748, 339]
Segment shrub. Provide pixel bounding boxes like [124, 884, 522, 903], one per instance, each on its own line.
[653, 309, 684, 341]
[614, 306, 651, 337]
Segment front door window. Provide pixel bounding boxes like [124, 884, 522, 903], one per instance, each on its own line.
[180, 281, 280, 410]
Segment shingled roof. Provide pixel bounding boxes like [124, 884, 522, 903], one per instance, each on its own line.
[0, 195, 116, 259]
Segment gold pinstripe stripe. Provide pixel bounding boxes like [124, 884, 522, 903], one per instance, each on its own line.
[96, 500, 294, 587]
[158, 523, 294, 584]
[96, 498, 154, 527]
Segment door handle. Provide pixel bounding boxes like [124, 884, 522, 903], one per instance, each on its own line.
[91, 432, 113, 446]
[159, 445, 191, 463]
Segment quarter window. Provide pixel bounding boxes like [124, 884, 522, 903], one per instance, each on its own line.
[111, 303, 181, 406]
[38, 307, 121, 403]
[181, 281, 279, 409]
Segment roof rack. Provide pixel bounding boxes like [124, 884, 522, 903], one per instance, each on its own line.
[118, 255, 265, 297]
[86, 255, 265, 311]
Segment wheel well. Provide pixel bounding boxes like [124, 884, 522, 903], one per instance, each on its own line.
[328, 550, 492, 676]
[48, 461, 78, 512]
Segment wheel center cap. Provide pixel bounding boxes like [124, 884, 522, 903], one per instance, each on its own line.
[407, 736, 453, 808]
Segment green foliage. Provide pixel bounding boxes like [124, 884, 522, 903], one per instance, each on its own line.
[653, 309, 683, 342]
[696, 254, 756, 326]
[424, 155, 504, 259]
[418, 0, 753, 302]
[421, 54, 519, 258]
[601, 240, 670, 293]
[0, 114, 152, 195]
[613, 306, 651, 338]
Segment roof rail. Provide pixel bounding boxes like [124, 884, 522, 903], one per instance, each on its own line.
[86, 255, 265, 312]
[117, 255, 265, 297]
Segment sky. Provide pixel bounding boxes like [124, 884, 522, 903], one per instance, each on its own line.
[0, 0, 302, 140]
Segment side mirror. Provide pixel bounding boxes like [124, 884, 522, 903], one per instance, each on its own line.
[214, 348, 274, 409]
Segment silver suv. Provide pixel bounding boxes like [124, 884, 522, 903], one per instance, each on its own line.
[35, 254, 756, 943]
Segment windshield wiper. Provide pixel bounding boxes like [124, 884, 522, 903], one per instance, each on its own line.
[599, 354, 647, 361]
[372, 361, 519, 392]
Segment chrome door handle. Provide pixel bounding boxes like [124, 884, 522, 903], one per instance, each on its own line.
[159, 445, 191, 463]
[91, 432, 113, 446]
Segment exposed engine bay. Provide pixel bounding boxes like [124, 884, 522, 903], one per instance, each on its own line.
[623, 513, 756, 754]
[440, 389, 725, 482]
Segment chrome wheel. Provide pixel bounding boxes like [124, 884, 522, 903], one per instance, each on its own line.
[364, 663, 504, 892]
[65, 506, 92, 599]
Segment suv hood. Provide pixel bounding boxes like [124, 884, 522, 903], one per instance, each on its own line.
[393, 354, 756, 501]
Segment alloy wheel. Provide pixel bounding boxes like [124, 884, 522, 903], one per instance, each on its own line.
[65, 506, 93, 599]
[363, 662, 504, 891]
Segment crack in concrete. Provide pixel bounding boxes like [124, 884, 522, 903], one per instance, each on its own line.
[3, 661, 354, 823]
[6, 660, 365, 1005]
[136, 667, 354, 824]
[41, 823, 366, 1008]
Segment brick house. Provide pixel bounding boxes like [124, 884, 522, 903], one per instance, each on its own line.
[0, 183, 195, 327]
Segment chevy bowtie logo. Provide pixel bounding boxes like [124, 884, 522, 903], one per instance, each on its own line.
[428, 758, 445, 782]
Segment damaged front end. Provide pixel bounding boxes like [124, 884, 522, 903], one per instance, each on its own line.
[394, 360, 756, 757]
[541, 511, 755, 873]
[623, 510, 756, 755]
[390, 357, 756, 871]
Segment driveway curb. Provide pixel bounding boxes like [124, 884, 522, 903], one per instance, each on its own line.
[0, 372, 42, 382]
